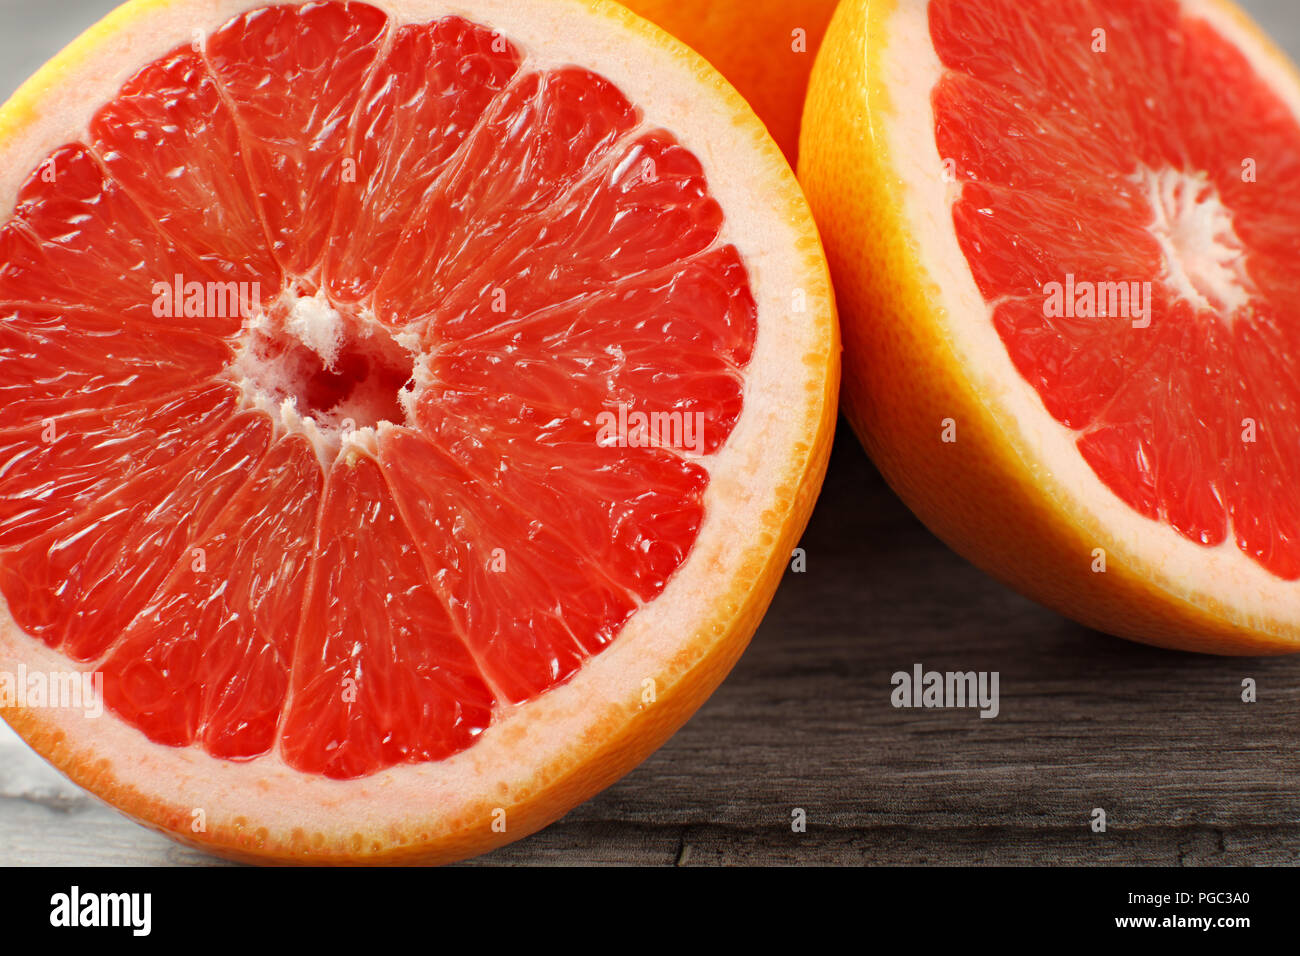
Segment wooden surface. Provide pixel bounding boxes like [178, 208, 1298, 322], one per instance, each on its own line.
[4, 425, 1300, 866]
[2, 0, 1300, 866]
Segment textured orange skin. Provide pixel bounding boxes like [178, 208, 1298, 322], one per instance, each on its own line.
[799, 0, 1300, 656]
[620, 0, 838, 163]
[0, 0, 840, 863]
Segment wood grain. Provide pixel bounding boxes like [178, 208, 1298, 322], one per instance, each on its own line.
[4, 426, 1298, 866]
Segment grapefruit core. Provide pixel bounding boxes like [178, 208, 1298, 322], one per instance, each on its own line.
[0, 0, 837, 862]
[800, 0, 1300, 654]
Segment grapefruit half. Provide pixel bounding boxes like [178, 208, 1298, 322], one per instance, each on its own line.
[800, 0, 1300, 654]
[0, 0, 837, 862]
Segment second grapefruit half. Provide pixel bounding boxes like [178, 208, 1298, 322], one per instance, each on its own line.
[801, 0, 1300, 654]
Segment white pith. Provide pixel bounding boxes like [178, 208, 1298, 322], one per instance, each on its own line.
[0, 0, 832, 843]
[231, 286, 418, 463]
[1137, 165, 1254, 318]
[282, 289, 346, 367]
[880, 0, 1299, 629]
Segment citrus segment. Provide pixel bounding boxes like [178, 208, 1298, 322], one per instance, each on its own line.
[1, 411, 271, 660]
[0, 145, 244, 328]
[381, 429, 639, 705]
[0, 310, 232, 429]
[281, 453, 493, 779]
[429, 244, 755, 456]
[91, 49, 281, 290]
[0, 383, 239, 549]
[372, 67, 640, 330]
[424, 131, 729, 343]
[204, 0, 390, 277]
[323, 17, 522, 303]
[101, 435, 322, 759]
